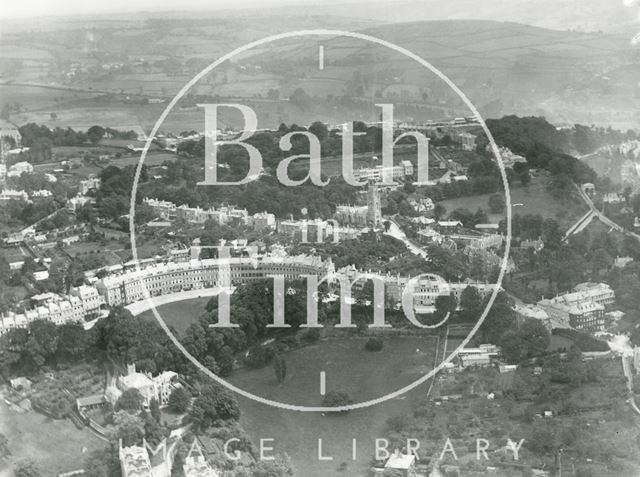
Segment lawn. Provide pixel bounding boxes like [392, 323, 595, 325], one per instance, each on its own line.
[0, 398, 104, 477]
[438, 175, 589, 229]
[228, 336, 438, 477]
[138, 296, 212, 335]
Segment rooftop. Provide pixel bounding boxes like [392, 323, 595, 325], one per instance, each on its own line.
[385, 453, 416, 470]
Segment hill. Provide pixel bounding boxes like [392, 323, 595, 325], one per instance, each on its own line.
[1, 18, 638, 132]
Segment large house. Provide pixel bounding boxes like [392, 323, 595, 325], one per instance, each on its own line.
[536, 283, 614, 332]
[7, 161, 33, 177]
[109, 364, 180, 407]
[353, 160, 414, 182]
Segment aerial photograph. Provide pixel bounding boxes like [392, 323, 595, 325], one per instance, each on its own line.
[1, 0, 640, 476]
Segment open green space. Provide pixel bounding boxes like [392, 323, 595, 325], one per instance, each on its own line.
[138, 296, 211, 335]
[228, 336, 438, 477]
[439, 175, 589, 228]
[0, 398, 103, 477]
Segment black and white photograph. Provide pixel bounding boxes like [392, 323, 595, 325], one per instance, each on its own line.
[1, 1, 640, 476]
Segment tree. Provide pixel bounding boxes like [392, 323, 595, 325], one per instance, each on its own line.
[189, 384, 240, 431]
[112, 410, 145, 446]
[149, 398, 161, 422]
[308, 121, 328, 141]
[500, 319, 550, 363]
[488, 194, 505, 214]
[0, 433, 10, 461]
[168, 387, 192, 414]
[516, 168, 531, 186]
[434, 203, 446, 220]
[0, 254, 10, 284]
[542, 218, 562, 249]
[14, 459, 42, 477]
[273, 354, 287, 384]
[253, 454, 294, 477]
[289, 88, 311, 109]
[87, 125, 105, 144]
[116, 388, 143, 412]
[322, 391, 352, 409]
[434, 293, 457, 321]
[365, 337, 384, 352]
[480, 291, 513, 344]
[143, 412, 165, 446]
[459, 286, 482, 321]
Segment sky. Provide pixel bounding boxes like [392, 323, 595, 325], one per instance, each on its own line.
[0, 0, 366, 19]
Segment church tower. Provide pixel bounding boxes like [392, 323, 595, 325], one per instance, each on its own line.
[366, 180, 382, 227]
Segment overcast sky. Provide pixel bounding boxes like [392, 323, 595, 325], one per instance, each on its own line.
[0, 0, 363, 18]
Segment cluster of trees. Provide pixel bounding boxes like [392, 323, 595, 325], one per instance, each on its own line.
[484, 115, 597, 185]
[505, 221, 640, 301]
[0, 195, 59, 227]
[188, 279, 319, 375]
[421, 157, 505, 202]
[188, 383, 240, 432]
[453, 286, 551, 363]
[500, 319, 551, 363]
[177, 120, 381, 174]
[551, 329, 609, 353]
[570, 124, 637, 155]
[13, 123, 135, 165]
[448, 207, 489, 228]
[0, 320, 87, 374]
[19, 123, 137, 148]
[296, 232, 407, 270]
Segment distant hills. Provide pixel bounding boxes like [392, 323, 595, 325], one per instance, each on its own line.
[281, 0, 640, 35]
[1, 15, 638, 132]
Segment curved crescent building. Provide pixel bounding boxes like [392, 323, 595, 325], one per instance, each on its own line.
[95, 253, 335, 307]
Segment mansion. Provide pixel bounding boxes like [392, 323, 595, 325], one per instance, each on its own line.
[537, 282, 615, 332]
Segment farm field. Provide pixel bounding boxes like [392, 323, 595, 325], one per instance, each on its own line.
[0, 398, 103, 477]
[438, 175, 589, 229]
[228, 336, 438, 477]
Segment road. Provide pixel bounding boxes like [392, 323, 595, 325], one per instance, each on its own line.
[384, 219, 428, 258]
[621, 355, 640, 417]
[568, 183, 640, 242]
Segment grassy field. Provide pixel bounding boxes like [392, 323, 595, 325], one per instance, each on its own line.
[138, 296, 211, 334]
[439, 175, 589, 228]
[228, 336, 438, 477]
[0, 398, 103, 477]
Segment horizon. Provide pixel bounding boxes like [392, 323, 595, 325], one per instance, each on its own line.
[1, 0, 367, 19]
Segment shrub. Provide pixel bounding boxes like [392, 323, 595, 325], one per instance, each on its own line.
[322, 391, 352, 410]
[365, 337, 384, 352]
